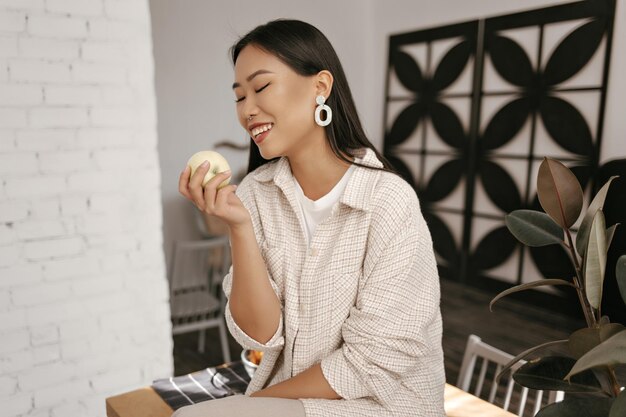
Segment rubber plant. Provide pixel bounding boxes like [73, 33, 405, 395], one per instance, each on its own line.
[490, 157, 626, 417]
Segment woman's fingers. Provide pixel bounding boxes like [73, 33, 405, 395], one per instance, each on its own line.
[203, 170, 232, 213]
[178, 165, 192, 199]
[189, 160, 210, 209]
[180, 160, 233, 215]
[214, 184, 238, 214]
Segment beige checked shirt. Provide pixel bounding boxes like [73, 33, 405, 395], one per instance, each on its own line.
[222, 147, 445, 416]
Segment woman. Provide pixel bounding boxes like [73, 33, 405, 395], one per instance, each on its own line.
[176, 19, 445, 417]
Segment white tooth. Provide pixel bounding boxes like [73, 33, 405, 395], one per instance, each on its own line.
[252, 124, 272, 138]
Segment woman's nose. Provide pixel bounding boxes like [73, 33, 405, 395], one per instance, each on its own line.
[241, 97, 258, 123]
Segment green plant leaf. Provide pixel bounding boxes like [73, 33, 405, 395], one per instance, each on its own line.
[537, 157, 584, 229]
[566, 330, 626, 379]
[575, 176, 618, 256]
[585, 210, 607, 309]
[514, 356, 603, 392]
[606, 224, 619, 250]
[495, 339, 569, 382]
[504, 210, 564, 247]
[609, 389, 626, 417]
[490, 279, 575, 311]
[617, 255, 626, 306]
[600, 324, 625, 341]
[569, 324, 625, 359]
[536, 397, 614, 417]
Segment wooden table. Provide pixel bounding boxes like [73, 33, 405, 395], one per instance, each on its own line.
[443, 384, 517, 417]
[106, 383, 516, 417]
[106, 387, 173, 417]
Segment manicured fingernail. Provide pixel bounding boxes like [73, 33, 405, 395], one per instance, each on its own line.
[201, 160, 209, 167]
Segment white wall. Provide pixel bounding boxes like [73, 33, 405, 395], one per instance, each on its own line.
[0, 1, 172, 416]
[149, 0, 374, 265]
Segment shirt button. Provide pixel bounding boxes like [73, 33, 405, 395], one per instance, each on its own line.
[309, 247, 318, 256]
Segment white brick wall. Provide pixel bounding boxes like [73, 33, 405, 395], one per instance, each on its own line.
[0, 1, 173, 416]
[19, 38, 80, 60]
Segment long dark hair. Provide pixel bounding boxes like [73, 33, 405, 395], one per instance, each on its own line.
[230, 19, 396, 175]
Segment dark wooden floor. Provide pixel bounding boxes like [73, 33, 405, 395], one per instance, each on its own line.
[439, 279, 584, 384]
[172, 278, 610, 416]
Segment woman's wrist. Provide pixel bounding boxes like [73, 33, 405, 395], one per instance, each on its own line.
[228, 219, 253, 238]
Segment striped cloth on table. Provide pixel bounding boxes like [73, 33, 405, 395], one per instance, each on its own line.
[152, 361, 251, 410]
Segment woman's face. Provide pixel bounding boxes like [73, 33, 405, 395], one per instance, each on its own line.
[233, 45, 319, 160]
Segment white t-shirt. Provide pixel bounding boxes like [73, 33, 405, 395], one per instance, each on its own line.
[293, 158, 360, 245]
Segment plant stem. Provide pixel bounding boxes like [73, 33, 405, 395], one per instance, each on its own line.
[559, 251, 591, 327]
[562, 229, 597, 327]
[608, 367, 622, 397]
[574, 280, 594, 328]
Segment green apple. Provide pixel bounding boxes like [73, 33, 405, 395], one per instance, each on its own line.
[187, 150, 231, 188]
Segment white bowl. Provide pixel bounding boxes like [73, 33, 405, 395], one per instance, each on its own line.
[241, 349, 258, 378]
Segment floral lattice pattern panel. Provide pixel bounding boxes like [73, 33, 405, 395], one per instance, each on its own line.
[382, 0, 615, 312]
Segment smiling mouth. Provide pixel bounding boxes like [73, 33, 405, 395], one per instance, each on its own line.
[252, 123, 273, 139]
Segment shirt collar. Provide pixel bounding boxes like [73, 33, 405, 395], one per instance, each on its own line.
[252, 147, 384, 212]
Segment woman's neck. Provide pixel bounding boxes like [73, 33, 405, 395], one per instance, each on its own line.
[287, 138, 353, 201]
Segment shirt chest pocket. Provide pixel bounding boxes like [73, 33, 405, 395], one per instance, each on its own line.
[319, 249, 363, 312]
[330, 268, 361, 325]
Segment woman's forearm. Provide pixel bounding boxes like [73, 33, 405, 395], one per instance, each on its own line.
[228, 222, 282, 344]
[250, 363, 341, 400]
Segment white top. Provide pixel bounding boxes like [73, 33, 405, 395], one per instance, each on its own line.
[292, 159, 359, 245]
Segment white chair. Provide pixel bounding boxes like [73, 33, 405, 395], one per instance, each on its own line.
[169, 236, 231, 363]
[456, 334, 564, 416]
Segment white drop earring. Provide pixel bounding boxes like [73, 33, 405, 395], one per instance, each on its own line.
[314, 95, 332, 127]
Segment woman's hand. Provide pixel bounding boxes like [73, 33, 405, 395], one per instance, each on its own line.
[178, 161, 251, 229]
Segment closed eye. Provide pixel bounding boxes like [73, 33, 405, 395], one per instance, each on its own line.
[256, 82, 270, 93]
[234, 83, 270, 103]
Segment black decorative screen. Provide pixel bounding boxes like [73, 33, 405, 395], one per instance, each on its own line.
[383, 0, 616, 312]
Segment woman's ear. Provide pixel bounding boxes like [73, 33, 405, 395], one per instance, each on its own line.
[315, 70, 334, 99]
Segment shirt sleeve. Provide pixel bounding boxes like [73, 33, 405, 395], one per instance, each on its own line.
[220, 176, 285, 352]
[320, 183, 442, 406]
